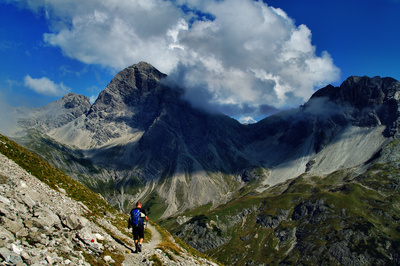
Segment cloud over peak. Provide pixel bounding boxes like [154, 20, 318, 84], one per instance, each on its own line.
[15, 0, 340, 121]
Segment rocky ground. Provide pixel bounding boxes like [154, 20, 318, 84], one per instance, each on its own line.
[0, 151, 218, 265]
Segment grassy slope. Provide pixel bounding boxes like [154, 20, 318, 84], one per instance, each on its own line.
[161, 154, 400, 265]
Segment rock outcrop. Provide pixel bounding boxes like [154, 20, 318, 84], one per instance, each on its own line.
[310, 76, 400, 132]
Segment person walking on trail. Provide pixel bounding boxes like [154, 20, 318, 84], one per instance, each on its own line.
[129, 201, 149, 253]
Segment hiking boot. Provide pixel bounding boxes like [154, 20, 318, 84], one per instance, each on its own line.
[137, 244, 142, 252]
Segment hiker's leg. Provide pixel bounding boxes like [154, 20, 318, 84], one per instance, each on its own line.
[133, 228, 140, 252]
[137, 227, 145, 252]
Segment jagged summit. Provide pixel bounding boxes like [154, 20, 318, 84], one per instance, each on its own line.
[311, 75, 400, 108]
[90, 62, 168, 112]
[308, 75, 400, 135]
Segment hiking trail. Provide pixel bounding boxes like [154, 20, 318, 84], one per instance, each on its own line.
[122, 222, 218, 265]
[122, 223, 162, 265]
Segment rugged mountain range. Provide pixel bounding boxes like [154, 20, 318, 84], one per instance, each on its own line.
[3, 62, 400, 264]
[4, 62, 400, 219]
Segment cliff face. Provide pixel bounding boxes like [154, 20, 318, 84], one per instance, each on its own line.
[310, 76, 400, 131]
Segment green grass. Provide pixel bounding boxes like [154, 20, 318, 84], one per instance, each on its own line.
[161, 160, 400, 265]
[143, 191, 168, 221]
[152, 221, 221, 265]
[149, 254, 163, 265]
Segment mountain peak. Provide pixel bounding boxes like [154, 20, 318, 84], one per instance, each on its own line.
[124, 61, 167, 81]
[311, 75, 400, 108]
[59, 93, 91, 110]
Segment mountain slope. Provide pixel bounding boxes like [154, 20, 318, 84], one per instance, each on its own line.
[247, 75, 400, 187]
[161, 140, 400, 265]
[0, 134, 218, 265]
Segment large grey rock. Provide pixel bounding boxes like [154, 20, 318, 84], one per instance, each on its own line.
[20, 194, 36, 209]
[33, 206, 62, 228]
[60, 214, 88, 230]
[0, 227, 15, 246]
[1, 217, 24, 235]
[0, 247, 23, 265]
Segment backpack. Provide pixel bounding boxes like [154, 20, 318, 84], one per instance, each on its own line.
[130, 209, 143, 227]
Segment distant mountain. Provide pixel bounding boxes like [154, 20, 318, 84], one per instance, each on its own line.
[4, 62, 400, 218]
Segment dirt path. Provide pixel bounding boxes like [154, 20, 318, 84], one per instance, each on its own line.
[122, 223, 162, 265]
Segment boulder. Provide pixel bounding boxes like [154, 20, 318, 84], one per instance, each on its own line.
[104, 255, 115, 263]
[33, 206, 62, 228]
[76, 227, 95, 245]
[1, 217, 24, 235]
[61, 214, 83, 230]
[20, 194, 36, 209]
[0, 247, 23, 265]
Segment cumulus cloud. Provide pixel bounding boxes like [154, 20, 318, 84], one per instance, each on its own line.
[24, 75, 70, 96]
[15, 0, 340, 122]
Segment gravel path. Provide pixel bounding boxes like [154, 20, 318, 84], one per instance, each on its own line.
[122, 223, 162, 265]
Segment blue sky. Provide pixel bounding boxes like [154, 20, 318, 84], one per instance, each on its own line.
[1, 0, 399, 123]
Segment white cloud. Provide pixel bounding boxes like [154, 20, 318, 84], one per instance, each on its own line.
[238, 116, 257, 125]
[16, 0, 340, 121]
[24, 75, 70, 96]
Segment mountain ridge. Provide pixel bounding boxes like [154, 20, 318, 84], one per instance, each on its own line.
[3, 62, 400, 218]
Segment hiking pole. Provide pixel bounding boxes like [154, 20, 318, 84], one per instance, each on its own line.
[145, 207, 150, 230]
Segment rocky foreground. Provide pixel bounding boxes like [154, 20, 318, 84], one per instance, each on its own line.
[0, 149, 218, 265]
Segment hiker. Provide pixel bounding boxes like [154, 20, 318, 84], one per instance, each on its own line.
[128, 201, 149, 253]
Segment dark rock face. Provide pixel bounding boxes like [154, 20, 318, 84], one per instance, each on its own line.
[292, 199, 329, 224]
[256, 209, 289, 229]
[311, 76, 400, 134]
[88, 62, 170, 129]
[175, 215, 231, 252]
[311, 76, 400, 108]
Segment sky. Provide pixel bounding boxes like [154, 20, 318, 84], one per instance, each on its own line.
[1, 0, 400, 124]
